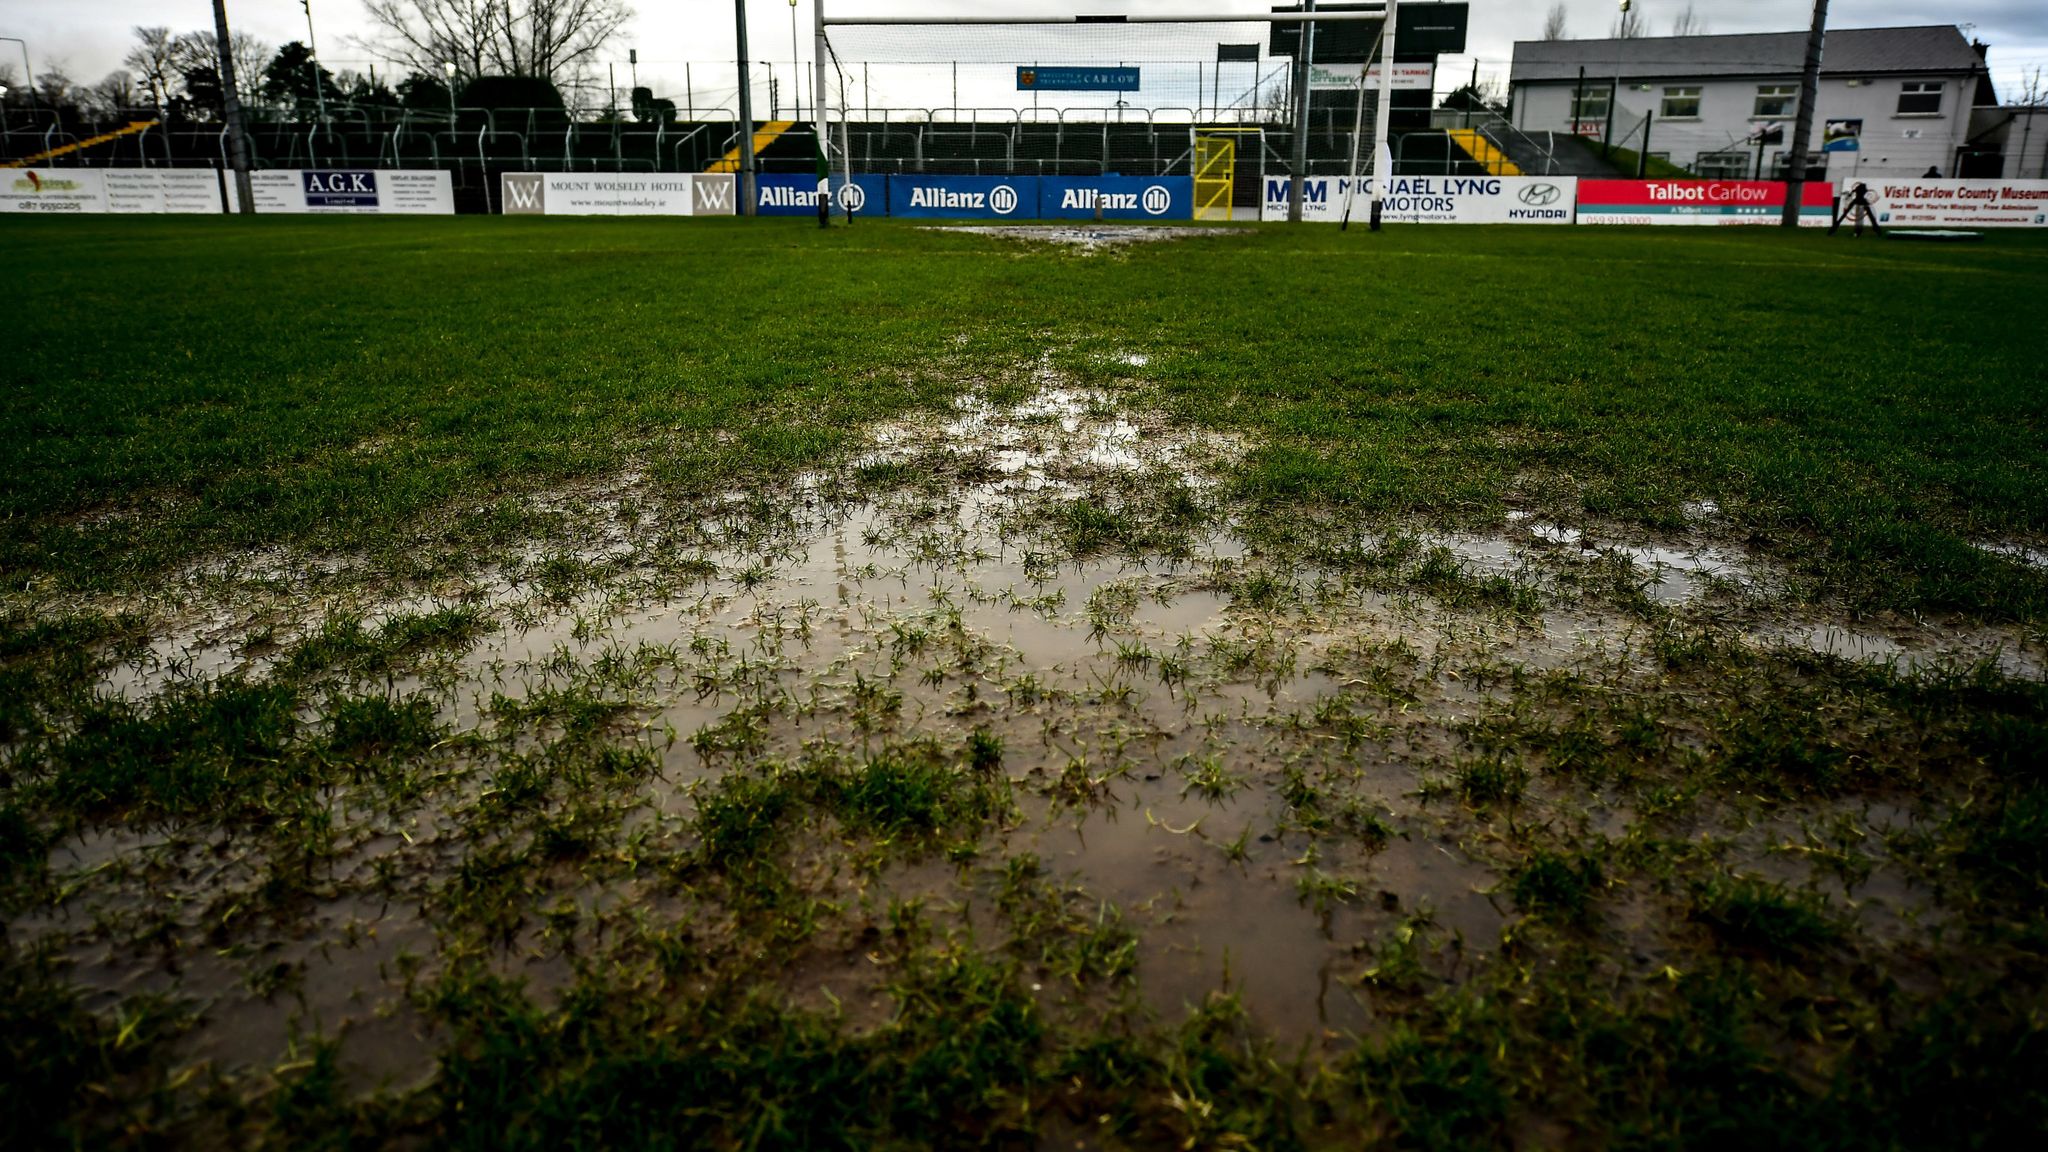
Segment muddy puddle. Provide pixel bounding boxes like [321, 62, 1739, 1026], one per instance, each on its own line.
[18, 362, 2046, 1087]
[931, 224, 1226, 250]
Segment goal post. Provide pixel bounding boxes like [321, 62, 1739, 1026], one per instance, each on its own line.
[815, 3, 1397, 226]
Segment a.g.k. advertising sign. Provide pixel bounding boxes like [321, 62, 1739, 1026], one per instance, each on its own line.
[1576, 179, 1834, 226]
[885, 176, 1038, 219]
[1855, 179, 2048, 228]
[248, 169, 454, 214]
[1040, 177, 1192, 220]
[1262, 175, 1578, 224]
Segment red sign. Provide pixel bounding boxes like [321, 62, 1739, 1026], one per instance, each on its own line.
[1577, 179, 1834, 226]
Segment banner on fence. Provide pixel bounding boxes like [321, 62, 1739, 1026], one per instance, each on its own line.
[5, 168, 225, 214]
[1306, 62, 1436, 91]
[498, 172, 733, 216]
[1039, 176, 1193, 221]
[885, 176, 1037, 219]
[755, 173, 887, 217]
[249, 170, 454, 214]
[1852, 179, 2048, 228]
[1576, 179, 1834, 226]
[1260, 175, 1579, 224]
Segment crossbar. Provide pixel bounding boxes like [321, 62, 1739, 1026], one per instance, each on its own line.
[826, 12, 1386, 26]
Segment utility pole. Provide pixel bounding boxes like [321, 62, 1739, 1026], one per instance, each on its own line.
[1287, 0, 1317, 223]
[735, 0, 758, 216]
[1782, 0, 1829, 227]
[211, 0, 255, 214]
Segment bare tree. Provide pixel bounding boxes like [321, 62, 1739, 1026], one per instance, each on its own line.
[1670, 4, 1709, 37]
[124, 27, 181, 110]
[1542, 3, 1569, 41]
[82, 72, 141, 118]
[1612, 2, 1650, 39]
[357, 0, 631, 86]
[171, 29, 270, 107]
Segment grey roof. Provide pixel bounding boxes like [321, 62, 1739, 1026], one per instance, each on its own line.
[1510, 25, 1984, 84]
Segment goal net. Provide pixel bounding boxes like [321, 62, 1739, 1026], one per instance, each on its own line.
[816, 5, 1397, 223]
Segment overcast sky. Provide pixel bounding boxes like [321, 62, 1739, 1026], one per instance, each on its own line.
[5, 1, 2044, 105]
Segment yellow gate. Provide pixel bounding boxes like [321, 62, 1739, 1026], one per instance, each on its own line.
[1193, 133, 1236, 221]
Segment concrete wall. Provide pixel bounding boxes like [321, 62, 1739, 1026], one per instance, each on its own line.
[1512, 73, 1976, 179]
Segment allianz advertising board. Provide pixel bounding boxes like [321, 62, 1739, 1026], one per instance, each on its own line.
[755, 174, 888, 217]
[1262, 176, 1578, 224]
[1038, 177, 1192, 221]
[885, 176, 1038, 219]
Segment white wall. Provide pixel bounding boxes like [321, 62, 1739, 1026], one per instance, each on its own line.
[1513, 74, 1976, 178]
[2004, 110, 2048, 179]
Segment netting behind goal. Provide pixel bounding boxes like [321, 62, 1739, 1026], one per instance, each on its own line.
[818, 10, 1392, 207]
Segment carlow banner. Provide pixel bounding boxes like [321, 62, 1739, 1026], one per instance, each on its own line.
[4, 168, 225, 213]
[1576, 180, 1834, 226]
[1261, 176, 1578, 224]
[1853, 179, 2048, 228]
[249, 169, 454, 214]
[499, 172, 734, 216]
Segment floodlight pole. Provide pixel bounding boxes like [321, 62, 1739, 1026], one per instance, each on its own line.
[1782, 0, 1828, 228]
[735, 0, 758, 216]
[814, 0, 831, 227]
[1, 37, 38, 126]
[1287, 0, 1316, 223]
[210, 0, 255, 214]
[301, 0, 329, 124]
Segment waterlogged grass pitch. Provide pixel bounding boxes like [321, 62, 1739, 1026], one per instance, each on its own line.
[3, 217, 2047, 1149]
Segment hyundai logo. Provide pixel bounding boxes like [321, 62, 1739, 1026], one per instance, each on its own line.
[1142, 185, 1171, 215]
[1519, 183, 1562, 207]
[990, 185, 1020, 215]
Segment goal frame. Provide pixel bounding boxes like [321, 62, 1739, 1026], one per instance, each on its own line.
[814, 3, 1399, 227]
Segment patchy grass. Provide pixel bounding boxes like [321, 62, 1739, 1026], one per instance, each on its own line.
[2, 216, 2046, 1149]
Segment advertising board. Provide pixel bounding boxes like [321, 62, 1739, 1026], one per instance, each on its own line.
[4, 168, 225, 214]
[251, 170, 455, 214]
[1039, 177, 1192, 221]
[1306, 62, 1436, 91]
[1261, 175, 1578, 224]
[498, 172, 735, 216]
[1853, 179, 2048, 228]
[755, 173, 887, 217]
[1576, 180, 1834, 226]
[885, 176, 1037, 219]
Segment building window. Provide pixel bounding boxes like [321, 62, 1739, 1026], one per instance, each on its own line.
[1695, 151, 1750, 179]
[1662, 86, 1702, 118]
[1571, 87, 1610, 123]
[1754, 84, 1797, 118]
[1897, 81, 1943, 116]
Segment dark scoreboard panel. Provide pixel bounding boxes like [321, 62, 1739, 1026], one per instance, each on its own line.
[1268, 3, 1469, 63]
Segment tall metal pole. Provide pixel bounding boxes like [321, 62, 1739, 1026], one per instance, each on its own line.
[1782, 0, 1829, 227]
[735, 0, 758, 216]
[0, 37, 38, 127]
[1370, 0, 1397, 230]
[211, 0, 255, 214]
[1287, 0, 1316, 223]
[300, 0, 328, 123]
[791, 0, 803, 124]
[814, 0, 831, 227]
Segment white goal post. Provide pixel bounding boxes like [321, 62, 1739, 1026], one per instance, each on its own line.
[812, 2, 1399, 227]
